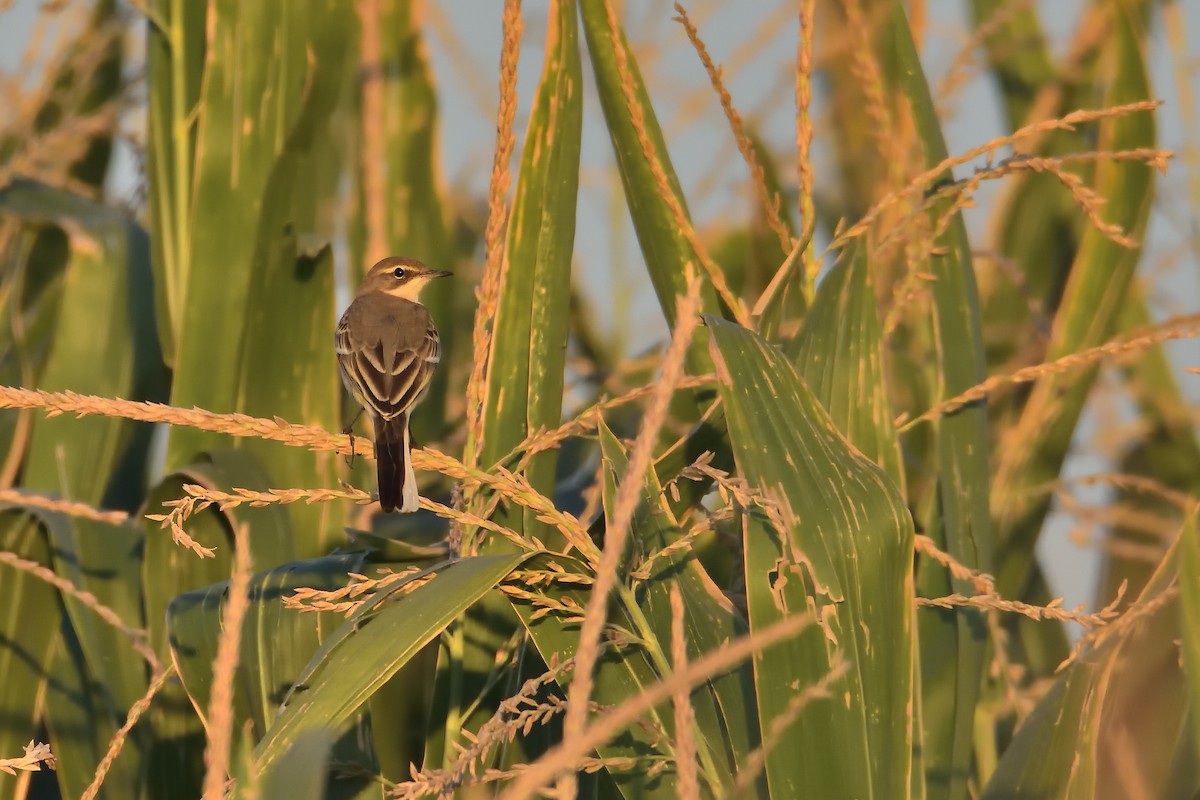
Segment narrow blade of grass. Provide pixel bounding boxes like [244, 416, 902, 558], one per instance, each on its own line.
[887, 5, 993, 795]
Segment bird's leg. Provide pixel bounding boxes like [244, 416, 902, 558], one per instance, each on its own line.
[342, 407, 365, 467]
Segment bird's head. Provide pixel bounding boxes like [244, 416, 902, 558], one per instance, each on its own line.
[361, 256, 453, 301]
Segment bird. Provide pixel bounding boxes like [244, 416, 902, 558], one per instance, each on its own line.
[335, 256, 451, 512]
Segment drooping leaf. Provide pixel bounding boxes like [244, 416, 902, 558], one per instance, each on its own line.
[252, 553, 529, 774]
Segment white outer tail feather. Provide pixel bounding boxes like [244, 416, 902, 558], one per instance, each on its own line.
[400, 422, 419, 512]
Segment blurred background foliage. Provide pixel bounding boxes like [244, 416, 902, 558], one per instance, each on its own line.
[0, 0, 1198, 798]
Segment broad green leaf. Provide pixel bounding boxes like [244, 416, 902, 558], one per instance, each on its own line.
[252, 553, 529, 774]
[992, 3, 1156, 599]
[579, 2, 742, 518]
[165, 0, 355, 556]
[0, 180, 165, 511]
[597, 420, 760, 793]
[431, 2, 582, 776]
[983, 543, 1198, 799]
[788, 240, 903, 489]
[477, 0, 581, 546]
[42, 624, 139, 800]
[168, 553, 367, 736]
[707, 316, 914, 799]
[888, 5, 993, 796]
[170, 553, 385, 799]
[45, 516, 147, 711]
[0, 223, 68, 472]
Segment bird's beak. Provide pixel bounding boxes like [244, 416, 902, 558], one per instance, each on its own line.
[427, 270, 453, 279]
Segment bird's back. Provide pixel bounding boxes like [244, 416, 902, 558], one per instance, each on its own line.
[342, 292, 433, 351]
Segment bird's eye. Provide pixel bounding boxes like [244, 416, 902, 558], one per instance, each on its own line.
[392, 267, 407, 279]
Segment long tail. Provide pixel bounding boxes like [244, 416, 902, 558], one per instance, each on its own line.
[375, 413, 419, 513]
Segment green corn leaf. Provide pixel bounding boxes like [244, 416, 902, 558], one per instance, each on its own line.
[168, 553, 368, 736]
[258, 728, 337, 800]
[0, 506, 148, 800]
[140, 449, 296, 796]
[252, 552, 529, 775]
[42, 625, 139, 800]
[40, 513, 149, 799]
[707, 315, 914, 799]
[578, 1, 721, 365]
[425, 1, 583, 777]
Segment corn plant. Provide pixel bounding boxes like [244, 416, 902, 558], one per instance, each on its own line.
[0, 0, 1197, 799]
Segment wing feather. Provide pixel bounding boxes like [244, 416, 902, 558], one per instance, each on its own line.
[336, 298, 439, 420]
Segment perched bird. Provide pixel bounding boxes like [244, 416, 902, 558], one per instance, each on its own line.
[336, 256, 451, 512]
